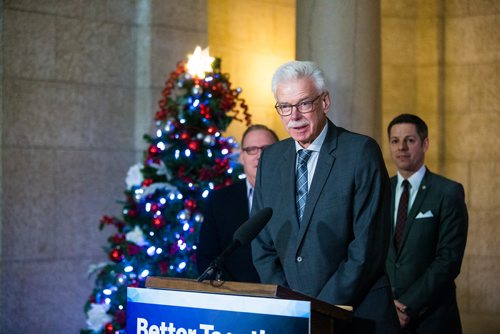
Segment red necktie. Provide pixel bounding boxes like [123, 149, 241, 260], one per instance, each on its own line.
[394, 180, 410, 249]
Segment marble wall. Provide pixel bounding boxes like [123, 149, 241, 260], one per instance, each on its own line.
[0, 0, 207, 332]
[381, 0, 500, 333]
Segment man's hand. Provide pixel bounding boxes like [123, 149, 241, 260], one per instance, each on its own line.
[394, 299, 410, 328]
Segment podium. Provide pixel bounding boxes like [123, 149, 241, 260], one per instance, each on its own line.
[126, 276, 352, 333]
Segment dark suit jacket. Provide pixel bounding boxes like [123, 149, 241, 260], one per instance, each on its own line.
[386, 169, 468, 333]
[196, 180, 260, 283]
[252, 121, 399, 333]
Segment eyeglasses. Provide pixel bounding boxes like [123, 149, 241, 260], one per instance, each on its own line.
[274, 93, 324, 116]
[242, 145, 268, 155]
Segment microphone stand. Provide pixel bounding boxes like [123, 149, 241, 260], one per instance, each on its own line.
[196, 255, 224, 282]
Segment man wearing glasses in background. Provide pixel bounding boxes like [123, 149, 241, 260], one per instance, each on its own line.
[251, 61, 399, 333]
[197, 124, 279, 283]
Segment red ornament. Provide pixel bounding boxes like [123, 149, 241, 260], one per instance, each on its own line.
[104, 322, 114, 334]
[188, 140, 200, 152]
[127, 209, 137, 217]
[184, 199, 197, 210]
[152, 217, 165, 228]
[180, 131, 190, 141]
[129, 279, 139, 287]
[115, 309, 126, 325]
[142, 178, 154, 187]
[199, 104, 212, 119]
[148, 145, 159, 155]
[207, 126, 217, 134]
[109, 248, 123, 262]
[111, 233, 126, 244]
[127, 244, 141, 256]
[158, 260, 169, 275]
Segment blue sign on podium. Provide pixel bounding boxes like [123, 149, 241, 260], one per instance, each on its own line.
[127, 286, 311, 334]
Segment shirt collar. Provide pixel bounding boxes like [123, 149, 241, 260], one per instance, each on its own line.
[245, 178, 253, 197]
[294, 121, 328, 153]
[397, 165, 426, 190]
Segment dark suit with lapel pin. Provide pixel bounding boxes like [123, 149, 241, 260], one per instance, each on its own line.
[197, 180, 260, 283]
[252, 120, 399, 333]
[386, 169, 468, 333]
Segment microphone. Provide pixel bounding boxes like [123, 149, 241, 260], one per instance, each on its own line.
[196, 207, 273, 282]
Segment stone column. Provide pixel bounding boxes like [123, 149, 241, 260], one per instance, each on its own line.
[296, 0, 381, 141]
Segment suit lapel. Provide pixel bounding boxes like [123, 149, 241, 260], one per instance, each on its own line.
[388, 177, 398, 257]
[279, 140, 301, 231]
[296, 121, 337, 247]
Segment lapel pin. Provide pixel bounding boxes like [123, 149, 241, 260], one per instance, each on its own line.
[422, 185, 426, 190]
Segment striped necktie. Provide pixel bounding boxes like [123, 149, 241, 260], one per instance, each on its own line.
[296, 149, 312, 222]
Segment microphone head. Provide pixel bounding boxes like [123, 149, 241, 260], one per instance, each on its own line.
[233, 207, 273, 245]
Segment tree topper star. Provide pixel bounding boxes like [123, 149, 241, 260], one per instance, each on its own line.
[186, 46, 215, 79]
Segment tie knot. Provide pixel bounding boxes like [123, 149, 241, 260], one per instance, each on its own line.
[402, 179, 410, 190]
[297, 149, 312, 163]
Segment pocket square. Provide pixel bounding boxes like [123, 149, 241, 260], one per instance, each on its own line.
[416, 210, 434, 219]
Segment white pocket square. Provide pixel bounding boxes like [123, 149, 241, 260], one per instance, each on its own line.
[416, 210, 434, 219]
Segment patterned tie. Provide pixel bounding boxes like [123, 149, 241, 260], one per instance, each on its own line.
[394, 180, 410, 249]
[296, 149, 312, 222]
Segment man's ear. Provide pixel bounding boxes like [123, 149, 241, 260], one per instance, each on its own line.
[422, 137, 429, 152]
[322, 92, 331, 114]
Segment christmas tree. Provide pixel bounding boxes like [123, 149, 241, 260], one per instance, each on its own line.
[82, 47, 251, 334]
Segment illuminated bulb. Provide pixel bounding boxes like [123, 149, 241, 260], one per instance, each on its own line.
[147, 246, 156, 256]
[175, 150, 180, 159]
[156, 129, 162, 137]
[140, 269, 149, 278]
[221, 148, 229, 155]
[156, 248, 163, 254]
[157, 142, 165, 150]
[202, 190, 209, 198]
[186, 46, 214, 79]
[124, 266, 133, 273]
[103, 289, 112, 296]
[185, 149, 191, 157]
[178, 262, 187, 270]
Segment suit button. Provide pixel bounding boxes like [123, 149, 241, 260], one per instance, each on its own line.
[297, 256, 303, 262]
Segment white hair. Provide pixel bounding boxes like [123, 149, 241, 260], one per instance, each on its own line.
[271, 61, 327, 96]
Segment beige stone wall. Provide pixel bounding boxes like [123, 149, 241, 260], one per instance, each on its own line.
[0, 1, 207, 332]
[208, 0, 296, 141]
[382, 0, 500, 333]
